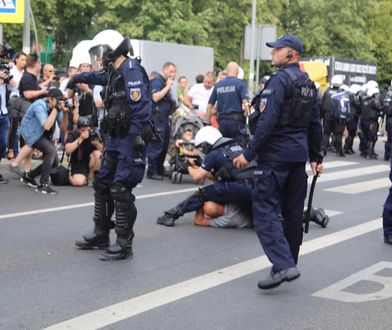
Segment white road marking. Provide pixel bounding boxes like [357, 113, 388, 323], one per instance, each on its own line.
[0, 187, 199, 220]
[307, 160, 359, 172]
[324, 209, 342, 217]
[325, 178, 390, 194]
[44, 218, 382, 330]
[317, 165, 390, 183]
[313, 261, 392, 302]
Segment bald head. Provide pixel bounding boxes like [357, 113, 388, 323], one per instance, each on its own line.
[226, 62, 239, 77]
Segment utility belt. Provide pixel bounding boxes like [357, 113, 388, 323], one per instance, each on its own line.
[217, 112, 246, 123]
[101, 111, 132, 138]
[215, 165, 255, 182]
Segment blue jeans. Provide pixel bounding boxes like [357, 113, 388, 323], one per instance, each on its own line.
[0, 114, 10, 160]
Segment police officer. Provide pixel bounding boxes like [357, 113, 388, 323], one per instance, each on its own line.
[382, 153, 392, 245]
[156, 126, 253, 227]
[344, 84, 361, 154]
[69, 31, 152, 261]
[320, 75, 342, 156]
[233, 34, 323, 290]
[147, 62, 177, 180]
[382, 90, 392, 161]
[360, 86, 382, 159]
[207, 62, 250, 145]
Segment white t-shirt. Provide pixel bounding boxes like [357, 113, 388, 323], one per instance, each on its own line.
[187, 83, 213, 114]
[208, 203, 253, 228]
[9, 67, 24, 97]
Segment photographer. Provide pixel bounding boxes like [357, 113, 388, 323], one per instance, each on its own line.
[0, 63, 15, 184]
[65, 116, 103, 187]
[20, 88, 68, 195]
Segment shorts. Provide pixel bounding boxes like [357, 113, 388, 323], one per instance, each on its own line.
[70, 161, 89, 176]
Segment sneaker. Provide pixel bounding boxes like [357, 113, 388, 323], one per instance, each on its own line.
[20, 174, 38, 188]
[35, 184, 58, 195]
[8, 164, 24, 178]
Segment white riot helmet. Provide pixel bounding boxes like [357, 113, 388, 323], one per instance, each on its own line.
[195, 126, 223, 153]
[367, 86, 380, 97]
[88, 30, 133, 71]
[349, 84, 361, 95]
[70, 40, 94, 69]
[366, 80, 379, 89]
[338, 84, 350, 92]
[330, 75, 344, 88]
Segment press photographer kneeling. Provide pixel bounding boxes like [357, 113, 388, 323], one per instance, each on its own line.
[65, 116, 103, 187]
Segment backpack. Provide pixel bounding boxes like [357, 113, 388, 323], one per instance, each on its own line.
[331, 91, 351, 120]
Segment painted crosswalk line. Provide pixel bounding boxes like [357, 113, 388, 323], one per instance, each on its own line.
[325, 178, 390, 194]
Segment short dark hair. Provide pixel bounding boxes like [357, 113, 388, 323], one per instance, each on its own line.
[162, 61, 176, 70]
[26, 54, 39, 69]
[14, 51, 27, 61]
[178, 76, 187, 82]
[195, 74, 204, 84]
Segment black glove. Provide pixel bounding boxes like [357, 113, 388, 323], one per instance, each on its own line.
[132, 135, 145, 152]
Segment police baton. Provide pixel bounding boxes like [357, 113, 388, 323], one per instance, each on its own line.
[304, 154, 323, 233]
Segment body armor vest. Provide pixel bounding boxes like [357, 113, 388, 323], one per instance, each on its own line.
[277, 68, 316, 128]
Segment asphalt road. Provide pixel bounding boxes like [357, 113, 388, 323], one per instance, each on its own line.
[1, 141, 391, 330]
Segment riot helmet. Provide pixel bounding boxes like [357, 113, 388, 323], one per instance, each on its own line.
[338, 84, 349, 92]
[195, 126, 223, 154]
[366, 80, 379, 89]
[330, 75, 344, 88]
[367, 86, 380, 97]
[349, 84, 361, 95]
[88, 30, 130, 71]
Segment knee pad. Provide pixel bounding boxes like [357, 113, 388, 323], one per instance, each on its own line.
[93, 176, 110, 195]
[110, 182, 134, 203]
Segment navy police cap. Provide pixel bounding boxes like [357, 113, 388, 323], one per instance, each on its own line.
[266, 34, 304, 54]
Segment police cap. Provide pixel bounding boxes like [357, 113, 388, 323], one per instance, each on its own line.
[266, 34, 304, 54]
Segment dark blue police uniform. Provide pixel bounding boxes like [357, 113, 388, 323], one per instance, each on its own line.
[72, 57, 151, 260]
[208, 77, 248, 144]
[360, 97, 381, 159]
[157, 140, 253, 226]
[243, 63, 322, 272]
[383, 156, 392, 244]
[382, 92, 392, 160]
[147, 73, 174, 177]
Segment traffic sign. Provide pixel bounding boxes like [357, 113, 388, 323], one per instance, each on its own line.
[0, 0, 24, 24]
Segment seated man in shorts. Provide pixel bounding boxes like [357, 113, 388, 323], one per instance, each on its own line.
[65, 116, 103, 186]
[194, 201, 253, 228]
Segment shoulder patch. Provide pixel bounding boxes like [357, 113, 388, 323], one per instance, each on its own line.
[130, 88, 141, 102]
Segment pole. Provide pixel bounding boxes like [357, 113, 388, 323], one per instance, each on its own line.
[248, 0, 257, 97]
[255, 58, 260, 92]
[0, 25, 3, 45]
[22, 0, 30, 54]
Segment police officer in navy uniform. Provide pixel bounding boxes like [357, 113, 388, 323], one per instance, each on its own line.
[147, 62, 177, 180]
[382, 152, 392, 245]
[156, 126, 253, 227]
[234, 34, 323, 289]
[69, 34, 152, 261]
[207, 62, 250, 145]
[382, 90, 392, 161]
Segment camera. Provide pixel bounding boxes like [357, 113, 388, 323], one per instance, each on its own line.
[90, 130, 101, 141]
[0, 62, 12, 83]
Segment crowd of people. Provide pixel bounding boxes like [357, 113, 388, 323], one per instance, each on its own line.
[1, 32, 391, 289]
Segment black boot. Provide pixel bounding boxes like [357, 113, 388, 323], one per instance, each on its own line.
[75, 181, 114, 250]
[100, 184, 137, 261]
[157, 207, 181, 227]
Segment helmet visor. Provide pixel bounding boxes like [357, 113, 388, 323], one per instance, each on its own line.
[89, 44, 111, 71]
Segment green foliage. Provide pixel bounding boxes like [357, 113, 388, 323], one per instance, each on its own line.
[1, 0, 391, 87]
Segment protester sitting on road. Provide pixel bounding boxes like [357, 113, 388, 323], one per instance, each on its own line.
[194, 201, 253, 228]
[65, 116, 103, 187]
[19, 88, 68, 195]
